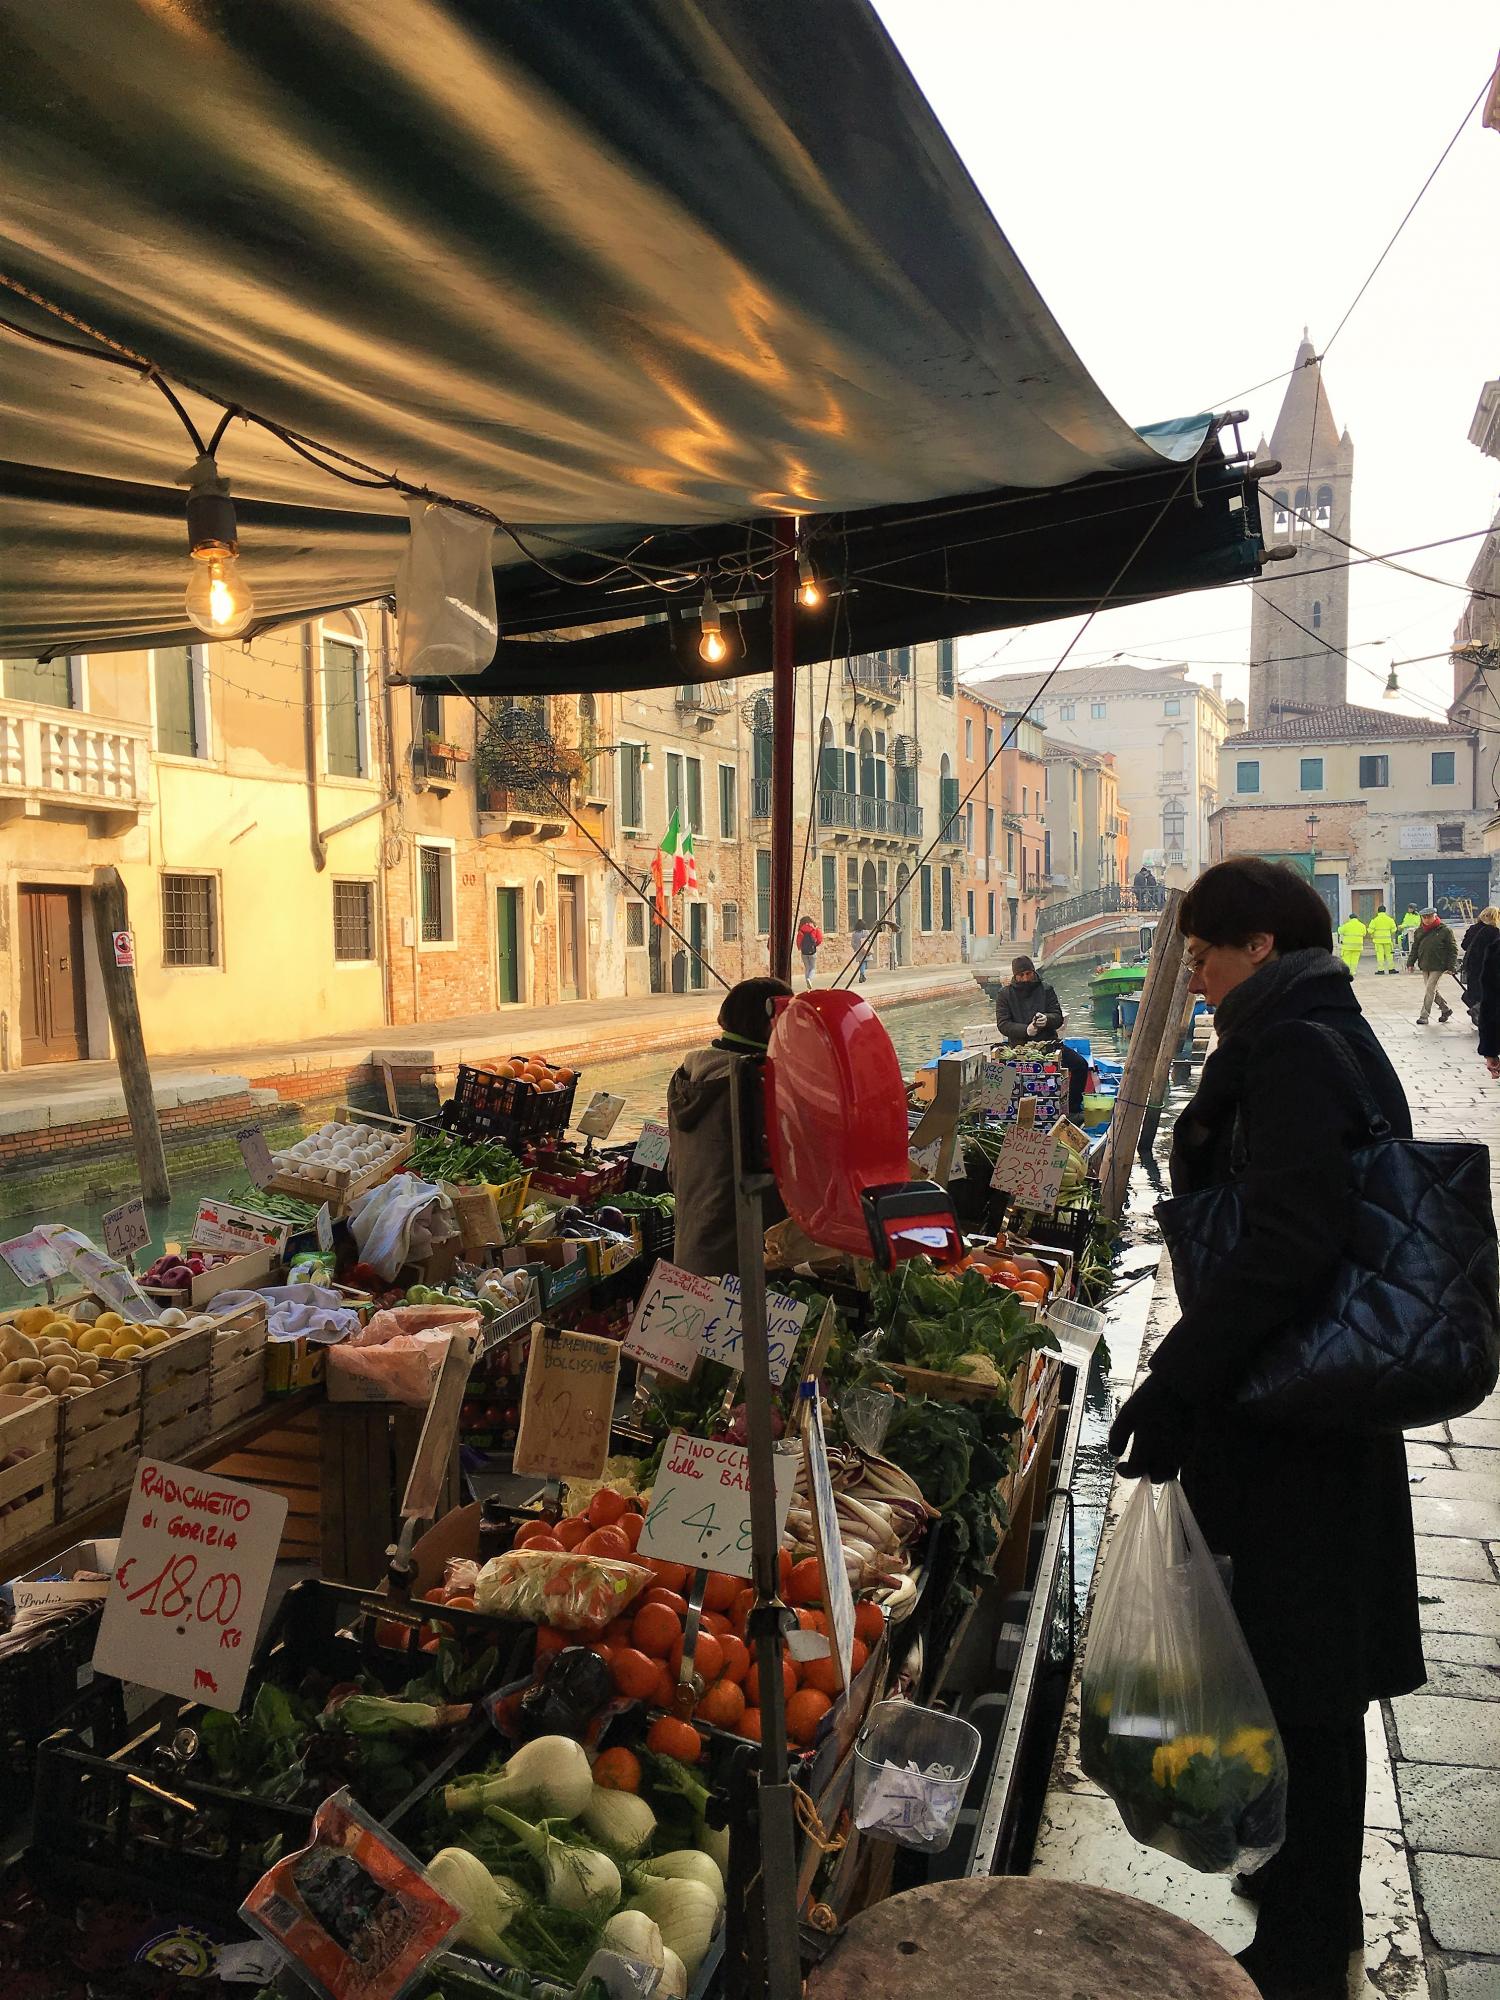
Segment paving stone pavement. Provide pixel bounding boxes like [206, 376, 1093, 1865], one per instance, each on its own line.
[1357, 970, 1500, 1999]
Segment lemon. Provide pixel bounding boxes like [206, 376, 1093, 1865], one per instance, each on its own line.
[96, 1313, 123, 1333]
[139, 1328, 169, 1348]
[112, 1343, 143, 1360]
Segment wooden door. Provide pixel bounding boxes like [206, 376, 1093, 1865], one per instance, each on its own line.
[19, 884, 86, 1063]
[496, 889, 520, 1005]
[558, 876, 579, 1002]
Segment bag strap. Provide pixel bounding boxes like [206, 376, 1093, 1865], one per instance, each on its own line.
[1227, 1018, 1390, 1173]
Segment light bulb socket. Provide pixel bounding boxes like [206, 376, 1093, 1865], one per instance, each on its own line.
[185, 454, 239, 559]
[699, 585, 722, 637]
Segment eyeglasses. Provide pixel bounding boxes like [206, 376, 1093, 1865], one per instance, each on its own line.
[1186, 944, 1216, 974]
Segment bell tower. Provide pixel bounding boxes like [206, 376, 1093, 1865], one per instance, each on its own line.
[1248, 333, 1355, 726]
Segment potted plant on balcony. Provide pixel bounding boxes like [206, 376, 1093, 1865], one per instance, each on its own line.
[474, 703, 582, 815]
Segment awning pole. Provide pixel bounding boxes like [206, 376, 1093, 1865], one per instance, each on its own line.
[769, 519, 796, 982]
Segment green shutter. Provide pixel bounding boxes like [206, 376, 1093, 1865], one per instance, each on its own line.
[154, 647, 198, 756]
[6, 655, 74, 709]
[324, 637, 363, 777]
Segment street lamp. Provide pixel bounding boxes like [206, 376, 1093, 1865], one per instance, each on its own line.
[1305, 810, 1320, 882]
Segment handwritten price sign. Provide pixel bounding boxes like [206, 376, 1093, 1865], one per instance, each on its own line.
[637, 1429, 798, 1579]
[512, 1327, 620, 1482]
[94, 1461, 287, 1711]
[698, 1276, 808, 1387]
[978, 1059, 1018, 1117]
[622, 1260, 714, 1381]
[632, 1121, 671, 1172]
[990, 1128, 1066, 1212]
[102, 1196, 150, 1262]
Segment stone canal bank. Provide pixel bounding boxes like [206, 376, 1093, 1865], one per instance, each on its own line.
[1034, 963, 1500, 2000]
[0, 959, 976, 1221]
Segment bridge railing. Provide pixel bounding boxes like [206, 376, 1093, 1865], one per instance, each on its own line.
[1034, 884, 1148, 943]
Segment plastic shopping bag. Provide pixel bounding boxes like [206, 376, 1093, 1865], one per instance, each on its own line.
[1079, 1478, 1286, 1874]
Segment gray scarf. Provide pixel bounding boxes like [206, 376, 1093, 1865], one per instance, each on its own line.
[1210, 945, 1351, 1044]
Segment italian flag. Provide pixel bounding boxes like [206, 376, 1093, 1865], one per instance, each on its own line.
[653, 810, 698, 899]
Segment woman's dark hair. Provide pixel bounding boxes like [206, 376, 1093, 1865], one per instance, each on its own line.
[718, 976, 793, 1044]
[1178, 857, 1333, 953]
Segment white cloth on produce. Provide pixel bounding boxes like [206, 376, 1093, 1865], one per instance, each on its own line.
[347, 1174, 457, 1281]
[248, 1283, 362, 1345]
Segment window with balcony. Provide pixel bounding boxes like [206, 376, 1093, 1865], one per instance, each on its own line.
[3, 655, 81, 709]
[322, 619, 369, 779]
[333, 880, 376, 962]
[1236, 760, 1260, 795]
[755, 852, 771, 935]
[1431, 750, 1456, 786]
[619, 742, 646, 828]
[1300, 756, 1324, 791]
[162, 873, 219, 968]
[153, 646, 207, 758]
[821, 854, 838, 934]
[1358, 755, 1389, 790]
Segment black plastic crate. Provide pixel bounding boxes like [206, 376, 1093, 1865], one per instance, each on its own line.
[1012, 1199, 1096, 1261]
[31, 1579, 535, 1917]
[0, 1606, 121, 1833]
[599, 1142, 671, 1198]
[442, 1062, 578, 1143]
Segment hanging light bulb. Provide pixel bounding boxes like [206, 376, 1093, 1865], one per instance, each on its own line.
[698, 586, 728, 665]
[183, 453, 254, 638]
[797, 549, 822, 610]
[1382, 660, 1400, 701]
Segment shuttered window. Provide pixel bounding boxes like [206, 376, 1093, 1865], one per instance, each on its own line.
[3, 656, 75, 708]
[323, 635, 365, 778]
[154, 647, 198, 757]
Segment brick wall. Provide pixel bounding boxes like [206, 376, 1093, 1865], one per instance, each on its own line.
[0, 1088, 293, 1175]
[1210, 801, 1366, 863]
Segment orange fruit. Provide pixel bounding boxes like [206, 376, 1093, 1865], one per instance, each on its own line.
[695, 1678, 747, 1731]
[702, 1571, 741, 1614]
[609, 1647, 661, 1702]
[579, 1526, 632, 1560]
[593, 1747, 642, 1793]
[645, 1559, 690, 1593]
[786, 1559, 824, 1607]
[444, 1593, 476, 1612]
[642, 1589, 689, 1618]
[731, 1588, 755, 1636]
[514, 1519, 557, 1549]
[520, 1532, 564, 1554]
[587, 1489, 629, 1528]
[603, 1617, 635, 1647]
[631, 1603, 683, 1659]
[555, 1067, 577, 1085]
[668, 1632, 724, 1685]
[786, 1688, 832, 1746]
[795, 1608, 828, 1636]
[745, 1657, 797, 1707]
[739, 1706, 764, 1742]
[849, 1638, 869, 1678]
[646, 1715, 703, 1764]
[535, 1626, 571, 1659]
[617, 1511, 644, 1550]
[777, 1549, 794, 1594]
[853, 1601, 885, 1647]
[798, 1652, 842, 1697]
[374, 1619, 411, 1652]
[701, 1611, 731, 1638]
[716, 1634, 750, 1684]
[652, 1662, 676, 1708]
[553, 1518, 589, 1550]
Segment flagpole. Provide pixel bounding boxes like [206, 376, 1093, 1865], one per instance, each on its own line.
[769, 519, 797, 982]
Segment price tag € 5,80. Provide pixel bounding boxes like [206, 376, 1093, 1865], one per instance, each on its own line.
[697, 1275, 808, 1387]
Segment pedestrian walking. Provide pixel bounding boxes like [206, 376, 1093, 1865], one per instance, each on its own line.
[1461, 907, 1500, 1020]
[850, 922, 870, 983]
[1366, 903, 1397, 974]
[1335, 911, 1366, 974]
[1408, 908, 1459, 1024]
[795, 915, 821, 990]
[1110, 857, 1422, 2000]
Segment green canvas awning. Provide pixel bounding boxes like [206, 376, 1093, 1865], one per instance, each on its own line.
[0, 0, 1267, 669]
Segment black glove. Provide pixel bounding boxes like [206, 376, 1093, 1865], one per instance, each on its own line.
[1107, 1372, 1195, 1483]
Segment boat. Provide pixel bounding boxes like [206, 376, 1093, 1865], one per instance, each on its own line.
[1087, 959, 1147, 1020]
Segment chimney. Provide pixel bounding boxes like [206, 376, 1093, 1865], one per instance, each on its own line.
[1213, 673, 1223, 695]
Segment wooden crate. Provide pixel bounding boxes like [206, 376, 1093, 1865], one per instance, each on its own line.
[263, 1106, 413, 1216]
[208, 1299, 270, 1433]
[883, 1361, 1005, 1405]
[0, 1395, 59, 1558]
[58, 1371, 142, 1517]
[207, 1407, 322, 1562]
[138, 1325, 213, 1460]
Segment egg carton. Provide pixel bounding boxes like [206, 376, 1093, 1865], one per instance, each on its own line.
[264, 1107, 414, 1215]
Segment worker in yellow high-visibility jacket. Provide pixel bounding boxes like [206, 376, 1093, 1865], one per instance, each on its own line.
[1336, 913, 1367, 973]
[1367, 904, 1398, 973]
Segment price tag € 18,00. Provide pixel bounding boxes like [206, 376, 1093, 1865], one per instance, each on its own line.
[696, 1275, 808, 1387]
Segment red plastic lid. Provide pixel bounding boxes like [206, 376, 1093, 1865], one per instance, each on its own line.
[764, 990, 915, 1257]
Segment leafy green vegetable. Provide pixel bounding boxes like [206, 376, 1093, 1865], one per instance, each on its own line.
[883, 1395, 1017, 1607]
[871, 1256, 1054, 1380]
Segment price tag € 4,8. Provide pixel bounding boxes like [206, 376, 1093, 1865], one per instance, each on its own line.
[697, 1276, 808, 1387]
[93, 1460, 288, 1712]
[637, 1429, 798, 1580]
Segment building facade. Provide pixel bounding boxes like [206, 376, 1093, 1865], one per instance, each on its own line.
[1210, 705, 1491, 922]
[956, 692, 1045, 958]
[978, 660, 1227, 887]
[1248, 335, 1355, 725]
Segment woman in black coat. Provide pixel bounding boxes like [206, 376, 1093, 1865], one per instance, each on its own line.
[1110, 858, 1423, 2000]
[1461, 907, 1500, 1020]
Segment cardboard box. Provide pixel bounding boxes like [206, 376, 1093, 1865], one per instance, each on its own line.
[10, 1537, 118, 1612]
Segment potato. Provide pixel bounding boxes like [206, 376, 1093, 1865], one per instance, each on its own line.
[40, 1341, 76, 1361]
[10, 1360, 43, 1383]
[0, 1328, 38, 1362]
[66, 1373, 92, 1390]
[71, 1353, 99, 1376]
[44, 1364, 73, 1393]
[19, 1384, 51, 1403]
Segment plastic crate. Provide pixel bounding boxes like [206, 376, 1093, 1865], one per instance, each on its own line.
[1014, 1200, 1096, 1260]
[0, 1605, 119, 1834]
[441, 1062, 578, 1143]
[31, 1578, 535, 1916]
[599, 1142, 671, 1198]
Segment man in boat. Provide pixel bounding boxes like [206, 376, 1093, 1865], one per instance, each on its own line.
[994, 955, 1089, 1118]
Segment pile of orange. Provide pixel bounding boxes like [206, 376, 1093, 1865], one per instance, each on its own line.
[958, 1242, 1052, 1308]
[522, 1523, 888, 1764]
[486, 1055, 578, 1096]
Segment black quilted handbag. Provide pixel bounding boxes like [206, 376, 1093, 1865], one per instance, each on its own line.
[1156, 1024, 1500, 1432]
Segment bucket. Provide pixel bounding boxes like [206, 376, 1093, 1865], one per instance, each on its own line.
[851, 1699, 982, 1852]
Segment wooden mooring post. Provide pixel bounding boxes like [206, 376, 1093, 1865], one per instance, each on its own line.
[1096, 887, 1186, 1219]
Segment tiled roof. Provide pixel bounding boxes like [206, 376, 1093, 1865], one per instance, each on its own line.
[1043, 734, 1108, 763]
[1224, 703, 1470, 745]
[973, 661, 1196, 703]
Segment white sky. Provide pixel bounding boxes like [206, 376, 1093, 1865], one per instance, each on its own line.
[875, 0, 1500, 725]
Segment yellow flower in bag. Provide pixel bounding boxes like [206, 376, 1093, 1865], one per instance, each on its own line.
[1222, 1727, 1277, 1778]
[1151, 1734, 1218, 1788]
